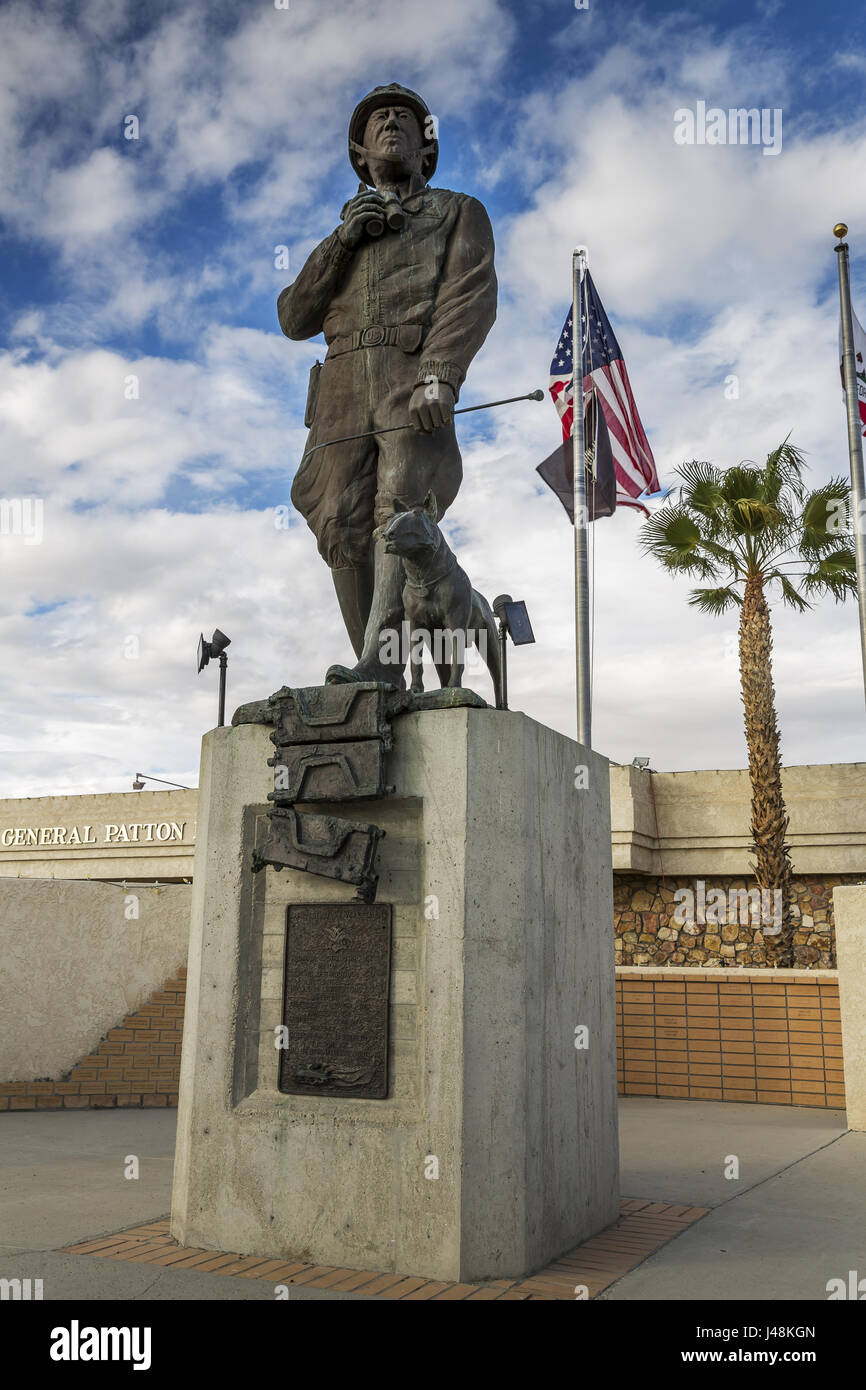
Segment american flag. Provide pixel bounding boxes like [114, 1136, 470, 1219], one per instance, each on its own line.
[549, 270, 659, 511]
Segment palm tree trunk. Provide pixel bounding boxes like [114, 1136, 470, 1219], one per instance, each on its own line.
[738, 572, 795, 966]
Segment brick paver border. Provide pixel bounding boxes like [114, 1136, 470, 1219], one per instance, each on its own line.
[60, 1198, 707, 1300]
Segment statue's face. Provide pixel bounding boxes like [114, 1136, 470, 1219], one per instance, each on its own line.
[382, 497, 438, 557]
[362, 104, 424, 169]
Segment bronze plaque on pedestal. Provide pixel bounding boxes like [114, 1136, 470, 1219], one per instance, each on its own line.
[279, 903, 391, 1100]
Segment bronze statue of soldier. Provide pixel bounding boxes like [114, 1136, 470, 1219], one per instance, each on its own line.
[279, 83, 497, 685]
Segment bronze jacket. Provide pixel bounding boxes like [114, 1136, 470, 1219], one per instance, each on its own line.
[278, 185, 497, 399]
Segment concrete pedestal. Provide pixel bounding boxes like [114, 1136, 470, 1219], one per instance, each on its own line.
[171, 708, 619, 1283]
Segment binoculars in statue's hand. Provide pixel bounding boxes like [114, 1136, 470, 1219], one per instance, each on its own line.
[363, 188, 406, 237]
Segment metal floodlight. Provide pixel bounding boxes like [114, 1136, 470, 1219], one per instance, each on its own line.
[501, 599, 535, 646]
[197, 628, 232, 727]
[491, 595, 536, 712]
[632, 756, 651, 770]
[197, 627, 231, 672]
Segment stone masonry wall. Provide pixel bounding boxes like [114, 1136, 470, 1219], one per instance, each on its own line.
[614, 873, 863, 969]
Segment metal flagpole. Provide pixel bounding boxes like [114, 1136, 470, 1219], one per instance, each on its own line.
[834, 223, 866, 708]
[572, 247, 591, 746]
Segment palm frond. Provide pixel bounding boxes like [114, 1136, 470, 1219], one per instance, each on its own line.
[639, 505, 699, 556]
[701, 537, 744, 569]
[676, 460, 725, 517]
[687, 585, 742, 615]
[640, 504, 722, 579]
[800, 479, 853, 554]
[764, 438, 807, 505]
[731, 498, 778, 524]
[801, 549, 857, 602]
[765, 572, 810, 611]
[721, 467, 784, 536]
[721, 466, 764, 503]
[660, 550, 722, 579]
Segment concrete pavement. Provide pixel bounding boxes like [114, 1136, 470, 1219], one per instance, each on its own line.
[607, 1098, 861, 1301]
[0, 1100, 858, 1300]
[0, 1109, 362, 1300]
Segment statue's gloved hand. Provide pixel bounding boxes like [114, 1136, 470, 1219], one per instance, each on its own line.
[337, 188, 387, 250]
[409, 381, 455, 433]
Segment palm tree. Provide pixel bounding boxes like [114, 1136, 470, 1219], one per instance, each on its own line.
[641, 442, 856, 966]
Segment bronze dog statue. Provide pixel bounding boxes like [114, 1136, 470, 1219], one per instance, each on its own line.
[382, 492, 502, 704]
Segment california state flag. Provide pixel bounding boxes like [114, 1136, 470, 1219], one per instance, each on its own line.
[841, 305, 866, 438]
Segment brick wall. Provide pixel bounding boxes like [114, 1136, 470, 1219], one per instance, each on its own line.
[0, 968, 186, 1111]
[1, 962, 849, 1112]
[616, 967, 844, 1107]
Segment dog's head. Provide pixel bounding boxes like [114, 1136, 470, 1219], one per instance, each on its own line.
[382, 490, 439, 557]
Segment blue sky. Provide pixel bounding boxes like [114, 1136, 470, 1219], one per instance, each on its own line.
[1, 0, 865, 795]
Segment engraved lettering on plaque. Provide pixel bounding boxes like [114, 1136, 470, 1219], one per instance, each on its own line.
[279, 903, 391, 1100]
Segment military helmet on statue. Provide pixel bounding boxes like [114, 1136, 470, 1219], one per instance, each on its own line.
[348, 82, 438, 185]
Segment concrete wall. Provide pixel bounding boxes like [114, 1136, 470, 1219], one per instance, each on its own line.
[1, 765, 862, 884]
[1, 969, 187, 1111]
[611, 762, 866, 876]
[833, 884, 866, 1130]
[0, 788, 197, 880]
[0, 879, 191, 1080]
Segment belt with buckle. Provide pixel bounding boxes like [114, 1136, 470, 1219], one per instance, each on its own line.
[326, 324, 423, 358]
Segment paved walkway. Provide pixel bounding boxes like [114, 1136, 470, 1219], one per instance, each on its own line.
[609, 1098, 862, 1301]
[0, 1099, 858, 1300]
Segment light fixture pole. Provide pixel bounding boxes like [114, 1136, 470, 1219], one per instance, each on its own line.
[133, 773, 192, 791]
[492, 595, 536, 711]
[197, 628, 232, 727]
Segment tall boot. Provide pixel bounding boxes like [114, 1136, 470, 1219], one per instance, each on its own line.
[331, 562, 373, 659]
[327, 536, 405, 685]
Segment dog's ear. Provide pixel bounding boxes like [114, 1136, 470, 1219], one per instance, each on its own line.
[422, 490, 438, 520]
[392, 498, 409, 513]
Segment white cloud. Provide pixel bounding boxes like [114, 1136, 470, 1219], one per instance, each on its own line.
[43, 148, 144, 242]
[0, 327, 316, 508]
[0, 0, 514, 255]
[0, 502, 336, 796]
[1, 0, 864, 797]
